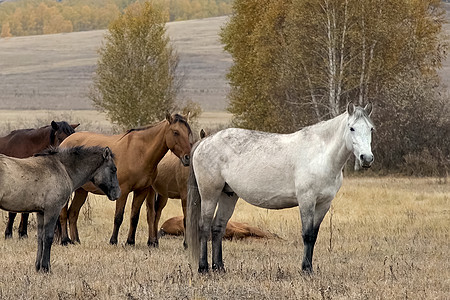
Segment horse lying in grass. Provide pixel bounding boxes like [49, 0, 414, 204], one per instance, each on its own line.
[0, 121, 79, 239]
[58, 113, 192, 246]
[0, 146, 120, 272]
[159, 216, 278, 240]
[187, 103, 374, 274]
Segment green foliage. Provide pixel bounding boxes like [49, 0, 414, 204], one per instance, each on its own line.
[0, 0, 232, 37]
[90, 1, 180, 129]
[222, 0, 449, 174]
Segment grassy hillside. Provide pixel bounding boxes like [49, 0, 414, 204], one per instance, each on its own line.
[0, 16, 231, 111]
[0, 177, 448, 298]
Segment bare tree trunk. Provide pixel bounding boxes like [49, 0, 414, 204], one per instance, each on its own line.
[336, 0, 349, 112]
[301, 61, 322, 121]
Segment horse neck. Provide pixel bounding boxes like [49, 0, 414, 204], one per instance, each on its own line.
[302, 112, 351, 173]
[57, 152, 102, 190]
[133, 121, 170, 171]
[325, 112, 352, 172]
[29, 127, 54, 149]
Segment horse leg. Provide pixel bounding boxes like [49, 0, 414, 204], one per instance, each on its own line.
[299, 196, 331, 274]
[198, 191, 221, 273]
[35, 212, 44, 271]
[68, 188, 88, 244]
[59, 202, 73, 245]
[18, 213, 29, 238]
[211, 193, 238, 272]
[180, 186, 188, 249]
[145, 188, 158, 247]
[110, 193, 128, 245]
[5, 212, 16, 239]
[126, 189, 148, 246]
[40, 212, 59, 273]
[153, 193, 168, 246]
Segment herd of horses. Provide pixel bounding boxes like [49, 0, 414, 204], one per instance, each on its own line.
[0, 104, 375, 274]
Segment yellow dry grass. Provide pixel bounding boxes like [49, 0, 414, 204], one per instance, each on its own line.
[0, 177, 448, 299]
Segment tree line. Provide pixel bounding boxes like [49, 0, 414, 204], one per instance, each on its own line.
[0, 0, 232, 37]
[221, 0, 449, 176]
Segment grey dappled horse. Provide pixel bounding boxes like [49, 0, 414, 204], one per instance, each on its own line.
[0, 146, 120, 272]
[186, 103, 374, 273]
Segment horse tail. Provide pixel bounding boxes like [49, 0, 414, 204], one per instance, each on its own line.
[186, 143, 201, 267]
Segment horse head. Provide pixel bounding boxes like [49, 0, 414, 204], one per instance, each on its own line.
[164, 113, 192, 166]
[50, 121, 80, 146]
[345, 103, 374, 169]
[90, 147, 121, 201]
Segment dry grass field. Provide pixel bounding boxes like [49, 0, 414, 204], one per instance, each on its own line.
[0, 177, 448, 299]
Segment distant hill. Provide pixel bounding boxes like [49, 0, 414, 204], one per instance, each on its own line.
[1, 12, 449, 112]
[0, 16, 231, 111]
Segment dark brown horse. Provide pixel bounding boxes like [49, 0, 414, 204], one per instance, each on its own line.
[0, 146, 120, 272]
[58, 113, 192, 245]
[0, 121, 79, 239]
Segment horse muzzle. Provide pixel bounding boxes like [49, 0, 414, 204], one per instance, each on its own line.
[107, 187, 121, 201]
[360, 154, 374, 169]
[181, 154, 190, 166]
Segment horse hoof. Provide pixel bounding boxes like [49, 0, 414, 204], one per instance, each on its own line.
[301, 268, 314, 276]
[109, 238, 118, 245]
[212, 264, 226, 273]
[147, 240, 159, 248]
[198, 264, 209, 274]
[5, 233, 12, 239]
[125, 240, 135, 246]
[19, 233, 28, 239]
[61, 238, 74, 246]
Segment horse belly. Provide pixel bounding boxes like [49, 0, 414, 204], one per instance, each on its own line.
[224, 172, 298, 209]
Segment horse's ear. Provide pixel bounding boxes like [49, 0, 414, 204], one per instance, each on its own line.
[364, 103, 373, 117]
[200, 129, 206, 139]
[185, 111, 191, 123]
[51, 121, 59, 131]
[347, 102, 355, 116]
[166, 112, 173, 124]
[71, 123, 80, 129]
[103, 147, 112, 160]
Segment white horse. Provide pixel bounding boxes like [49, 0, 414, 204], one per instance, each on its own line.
[186, 103, 374, 273]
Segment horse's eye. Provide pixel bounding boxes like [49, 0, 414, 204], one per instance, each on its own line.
[173, 131, 180, 136]
[350, 127, 355, 132]
[371, 128, 374, 132]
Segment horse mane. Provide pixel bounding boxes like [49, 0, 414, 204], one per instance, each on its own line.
[49, 121, 76, 145]
[121, 114, 192, 138]
[34, 146, 114, 159]
[351, 107, 375, 128]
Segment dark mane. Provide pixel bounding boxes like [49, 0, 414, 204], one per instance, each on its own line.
[50, 121, 76, 145]
[34, 146, 114, 159]
[122, 114, 192, 137]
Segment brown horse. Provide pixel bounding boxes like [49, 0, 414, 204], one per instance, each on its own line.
[159, 216, 278, 240]
[0, 121, 79, 239]
[58, 113, 192, 245]
[142, 129, 206, 247]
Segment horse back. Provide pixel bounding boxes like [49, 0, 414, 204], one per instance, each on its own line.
[0, 127, 51, 158]
[0, 155, 71, 212]
[59, 131, 155, 193]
